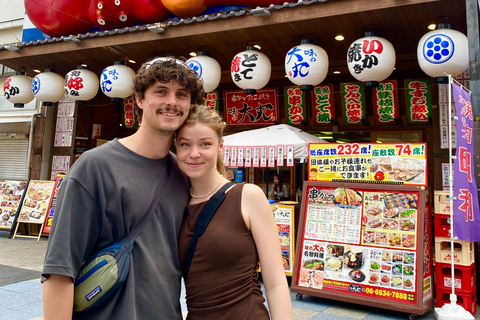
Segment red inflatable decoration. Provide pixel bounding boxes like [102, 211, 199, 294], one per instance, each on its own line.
[25, 0, 290, 38]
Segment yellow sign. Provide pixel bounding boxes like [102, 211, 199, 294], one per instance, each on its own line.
[308, 143, 427, 186]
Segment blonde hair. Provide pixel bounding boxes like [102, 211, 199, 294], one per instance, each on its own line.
[182, 104, 226, 176]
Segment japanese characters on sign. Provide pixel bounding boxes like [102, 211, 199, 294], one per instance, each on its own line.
[308, 143, 427, 186]
[224, 89, 279, 126]
[237, 147, 244, 167]
[203, 91, 219, 112]
[286, 145, 294, 167]
[271, 204, 295, 275]
[223, 146, 230, 166]
[122, 97, 137, 129]
[312, 84, 335, 125]
[54, 96, 75, 147]
[373, 80, 399, 124]
[231, 49, 271, 93]
[0, 180, 27, 231]
[277, 145, 285, 167]
[268, 146, 276, 168]
[42, 174, 65, 234]
[50, 155, 70, 180]
[285, 42, 329, 89]
[451, 82, 480, 241]
[405, 79, 431, 123]
[245, 147, 252, 167]
[260, 146, 267, 167]
[253, 146, 260, 167]
[284, 86, 306, 125]
[230, 146, 237, 167]
[18, 180, 55, 225]
[340, 83, 366, 124]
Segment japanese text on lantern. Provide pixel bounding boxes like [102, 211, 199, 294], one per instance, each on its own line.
[348, 39, 382, 75]
[224, 89, 278, 126]
[341, 83, 365, 124]
[65, 71, 83, 97]
[406, 79, 431, 123]
[286, 46, 317, 79]
[312, 84, 335, 124]
[284, 86, 306, 124]
[203, 91, 218, 112]
[122, 97, 137, 129]
[373, 80, 398, 124]
[231, 53, 258, 82]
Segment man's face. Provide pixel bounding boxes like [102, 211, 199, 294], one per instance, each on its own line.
[136, 81, 192, 135]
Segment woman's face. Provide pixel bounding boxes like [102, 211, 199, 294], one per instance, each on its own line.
[176, 122, 221, 180]
[274, 176, 279, 184]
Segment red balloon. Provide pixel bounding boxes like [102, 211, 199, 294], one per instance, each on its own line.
[204, 0, 286, 7]
[25, 0, 93, 37]
[132, 0, 168, 23]
[88, 0, 136, 29]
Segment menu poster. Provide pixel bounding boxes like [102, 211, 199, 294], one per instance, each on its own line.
[271, 204, 295, 275]
[18, 180, 55, 225]
[42, 174, 65, 234]
[0, 180, 28, 231]
[293, 182, 427, 308]
[308, 143, 427, 186]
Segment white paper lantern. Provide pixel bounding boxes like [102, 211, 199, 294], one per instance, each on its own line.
[187, 52, 221, 93]
[347, 32, 396, 87]
[100, 61, 135, 101]
[417, 23, 468, 82]
[3, 72, 34, 108]
[32, 69, 65, 106]
[64, 66, 99, 102]
[285, 39, 329, 91]
[231, 46, 271, 94]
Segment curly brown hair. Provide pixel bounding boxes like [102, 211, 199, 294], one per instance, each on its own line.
[133, 56, 205, 123]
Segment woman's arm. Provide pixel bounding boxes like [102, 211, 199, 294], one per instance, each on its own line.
[242, 184, 292, 320]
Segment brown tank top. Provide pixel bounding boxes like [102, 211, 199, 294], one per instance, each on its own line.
[178, 183, 269, 320]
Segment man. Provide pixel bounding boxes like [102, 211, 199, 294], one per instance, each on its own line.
[42, 57, 204, 319]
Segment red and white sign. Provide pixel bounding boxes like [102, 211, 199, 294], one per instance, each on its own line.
[260, 146, 267, 167]
[245, 147, 252, 167]
[286, 144, 294, 167]
[224, 88, 279, 126]
[277, 145, 285, 166]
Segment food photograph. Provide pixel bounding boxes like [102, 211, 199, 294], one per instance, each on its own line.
[333, 188, 363, 208]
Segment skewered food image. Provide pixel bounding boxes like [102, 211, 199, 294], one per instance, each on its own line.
[334, 188, 363, 207]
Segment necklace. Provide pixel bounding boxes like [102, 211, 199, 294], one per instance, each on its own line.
[190, 177, 222, 198]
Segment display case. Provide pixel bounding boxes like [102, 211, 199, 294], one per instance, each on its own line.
[291, 181, 433, 315]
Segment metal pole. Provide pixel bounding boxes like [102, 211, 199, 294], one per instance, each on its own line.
[465, 0, 480, 117]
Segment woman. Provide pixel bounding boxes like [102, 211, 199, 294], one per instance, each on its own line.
[176, 105, 292, 320]
[270, 174, 289, 201]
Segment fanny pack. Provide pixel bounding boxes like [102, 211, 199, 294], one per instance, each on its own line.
[73, 157, 172, 312]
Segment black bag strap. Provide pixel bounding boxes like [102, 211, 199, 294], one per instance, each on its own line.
[182, 182, 234, 281]
[129, 156, 172, 240]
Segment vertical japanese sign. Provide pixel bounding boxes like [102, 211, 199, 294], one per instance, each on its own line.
[237, 147, 244, 167]
[245, 147, 252, 167]
[253, 146, 260, 167]
[203, 91, 219, 112]
[268, 146, 276, 167]
[312, 84, 335, 125]
[451, 83, 480, 241]
[224, 89, 279, 126]
[277, 145, 285, 167]
[271, 204, 295, 275]
[50, 155, 70, 180]
[373, 80, 399, 124]
[230, 146, 237, 167]
[341, 83, 366, 124]
[405, 79, 431, 123]
[223, 146, 230, 167]
[284, 86, 306, 125]
[54, 96, 75, 147]
[122, 97, 137, 129]
[438, 84, 456, 149]
[260, 146, 267, 167]
[286, 145, 294, 167]
[42, 174, 65, 234]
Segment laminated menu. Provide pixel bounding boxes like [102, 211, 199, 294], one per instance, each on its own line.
[292, 181, 433, 315]
[17, 180, 55, 225]
[270, 204, 295, 275]
[0, 180, 28, 231]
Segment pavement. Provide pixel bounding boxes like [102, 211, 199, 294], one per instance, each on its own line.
[1, 230, 479, 320]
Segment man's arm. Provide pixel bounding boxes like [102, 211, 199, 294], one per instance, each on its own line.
[43, 274, 74, 320]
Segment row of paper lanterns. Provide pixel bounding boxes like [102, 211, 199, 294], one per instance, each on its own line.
[3, 24, 468, 108]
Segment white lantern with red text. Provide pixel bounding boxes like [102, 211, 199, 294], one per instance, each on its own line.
[64, 66, 99, 102]
[417, 23, 468, 83]
[32, 69, 65, 106]
[100, 61, 135, 101]
[187, 52, 221, 93]
[3, 72, 34, 108]
[285, 39, 329, 91]
[347, 32, 395, 87]
[231, 46, 271, 94]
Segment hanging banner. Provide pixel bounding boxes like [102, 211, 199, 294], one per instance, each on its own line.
[268, 146, 276, 167]
[203, 91, 219, 112]
[373, 80, 399, 124]
[308, 143, 427, 186]
[42, 174, 65, 234]
[312, 84, 335, 125]
[245, 147, 252, 167]
[341, 83, 366, 124]
[237, 147, 244, 167]
[286, 144, 294, 167]
[223, 146, 230, 167]
[122, 97, 137, 129]
[230, 146, 237, 167]
[284, 86, 306, 125]
[277, 145, 285, 167]
[405, 79, 431, 123]
[253, 146, 260, 167]
[260, 146, 267, 167]
[224, 88, 279, 126]
[452, 83, 480, 241]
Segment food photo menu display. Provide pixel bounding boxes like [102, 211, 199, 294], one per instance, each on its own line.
[17, 180, 55, 225]
[0, 180, 28, 231]
[293, 183, 428, 307]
